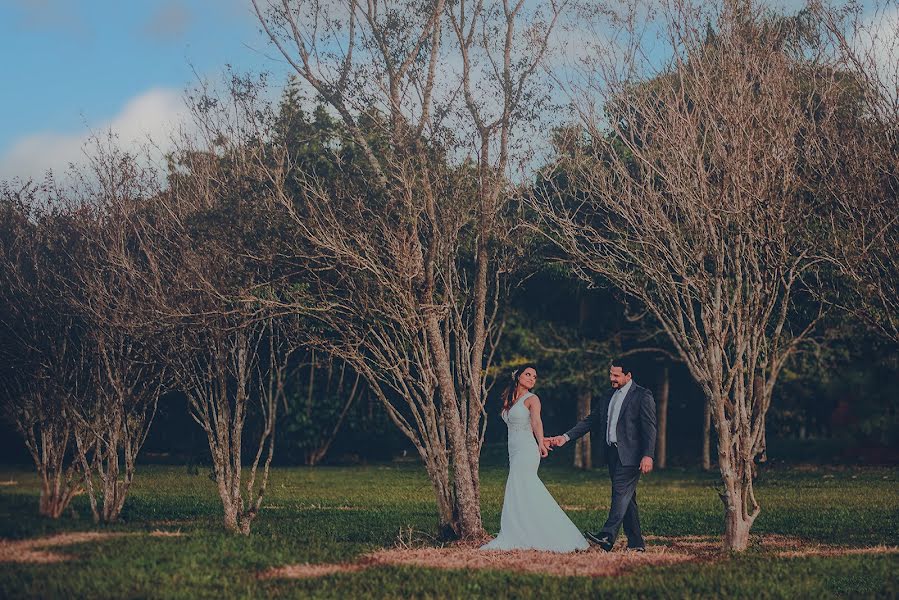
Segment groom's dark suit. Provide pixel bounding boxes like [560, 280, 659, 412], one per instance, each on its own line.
[564, 380, 657, 549]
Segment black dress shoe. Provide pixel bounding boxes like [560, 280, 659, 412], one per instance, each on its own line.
[627, 546, 646, 553]
[584, 531, 614, 551]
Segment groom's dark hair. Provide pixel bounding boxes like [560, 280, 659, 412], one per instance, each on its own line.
[611, 358, 635, 377]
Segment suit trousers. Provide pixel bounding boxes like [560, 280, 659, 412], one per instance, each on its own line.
[601, 444, 644, 548]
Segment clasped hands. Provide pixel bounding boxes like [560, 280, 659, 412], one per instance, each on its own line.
[538, 435, 567, 457]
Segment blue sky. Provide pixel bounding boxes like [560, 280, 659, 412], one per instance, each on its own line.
[1, 1, 894, 180]
[0, 0, 290, 179]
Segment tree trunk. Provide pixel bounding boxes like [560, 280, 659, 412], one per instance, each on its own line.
[39, 481, 71, 519]
[657, 366, 669, 469]
[31, 422, 80, 519]
[573, 389, 592, 470]
[75, 409, 148, 524]
[222, 493, 241, 534]
[719, 458, 759, 551]
[722, 498, 754, 551]
[444, 402, 482, 538]
[421, 450, 455, 539]
[187, 329, 282, 536]
[38, 463, 79, 519]
[424, 315, 483, 539]
[702, 399, 712, 471]
[714, 383, 761, 551]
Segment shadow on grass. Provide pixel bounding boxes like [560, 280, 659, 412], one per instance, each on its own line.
[0, 463, 896, 598]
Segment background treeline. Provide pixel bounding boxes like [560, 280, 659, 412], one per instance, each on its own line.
[0, 95, 894, 501]
[0, 0, 896, 548]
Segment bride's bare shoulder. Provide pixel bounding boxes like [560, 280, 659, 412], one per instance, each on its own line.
[524, 394, 541, 409]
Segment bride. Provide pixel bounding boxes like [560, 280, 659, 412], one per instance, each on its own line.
[481, 364, 588, 552]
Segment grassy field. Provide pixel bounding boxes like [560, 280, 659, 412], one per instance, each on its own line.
[0, 458, 897, 599]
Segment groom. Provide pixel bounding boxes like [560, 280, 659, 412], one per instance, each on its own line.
[547, 360, 657, 552]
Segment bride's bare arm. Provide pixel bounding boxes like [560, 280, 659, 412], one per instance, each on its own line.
[526, 396, 548, 456]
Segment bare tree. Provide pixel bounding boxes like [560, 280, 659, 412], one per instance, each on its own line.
[103, 79, 306, 534]
[61, 142, 169, 523]
[172, 318, 293, 534]
[251, 0, 565, 538]
[72, 337, 163, 523]
[535, 1, 845, 550]
[139, 192, 297, 535]
[0, 182, 85, 518]
[161, 190, 298, 532]
[816, 0, 899, 344]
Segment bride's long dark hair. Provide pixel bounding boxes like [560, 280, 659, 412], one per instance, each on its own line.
[501, 363, 538, 414]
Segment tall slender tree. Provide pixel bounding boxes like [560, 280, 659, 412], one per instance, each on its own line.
[251, 0, 566, 538]
[535, 0, 853, 550]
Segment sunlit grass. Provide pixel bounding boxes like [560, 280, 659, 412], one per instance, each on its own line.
[0, 458, 896, 598]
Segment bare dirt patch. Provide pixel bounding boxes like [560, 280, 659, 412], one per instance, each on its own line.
[0, 532, 123, 564]
[263, 534, 897, 581]
[366, 545, 693, 578]
[265, 537, 695, 581]
[1, 529, 195, 564]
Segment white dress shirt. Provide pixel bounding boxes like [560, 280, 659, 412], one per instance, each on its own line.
[606, 379, 633, 445]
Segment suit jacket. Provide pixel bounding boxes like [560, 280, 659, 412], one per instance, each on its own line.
[564, 381, 657, 467]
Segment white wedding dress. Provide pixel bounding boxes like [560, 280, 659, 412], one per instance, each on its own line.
[480, 392, 589, 552]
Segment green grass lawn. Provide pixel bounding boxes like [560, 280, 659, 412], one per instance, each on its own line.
[0, 458, 897, 599]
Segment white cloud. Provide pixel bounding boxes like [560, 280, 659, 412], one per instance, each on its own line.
[0, 88, 189, 182]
